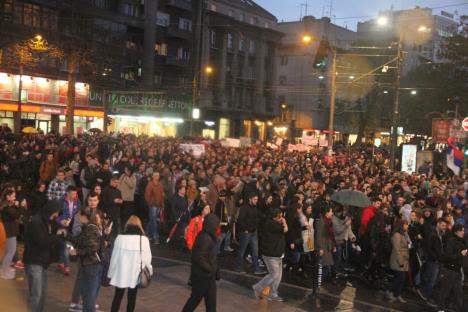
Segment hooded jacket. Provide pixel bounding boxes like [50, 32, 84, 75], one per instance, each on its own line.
[190, 213, 220, 280]
[23, 200, 62, 269]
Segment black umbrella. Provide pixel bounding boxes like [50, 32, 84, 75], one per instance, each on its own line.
[331, 189, 371, 208]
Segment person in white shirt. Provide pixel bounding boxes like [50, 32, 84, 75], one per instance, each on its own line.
[107, 216, 153, 312]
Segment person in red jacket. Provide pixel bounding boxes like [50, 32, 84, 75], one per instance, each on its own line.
[359, 198, 381, 237]
[186, 205, 211, 252]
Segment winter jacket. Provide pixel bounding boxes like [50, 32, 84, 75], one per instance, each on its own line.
[286, 213, 303, 247]
[422, 228, 444, 262]
[144, 181, 164, 208]
[118, 174, 137, 202]
[332, 215, 356, 245]
[441, 233, 467, 272]
[171, 194, 188, 223]
[101, 186, 122, 221]
[261, 219, 285, 257]
[389, 231, 410, 272]
[27, 190, 47, 217]
[95, 169, 112, 188]
[315, 217, 335, 266]
[236, 203, 258, 234]
[71, 223, 104, 266]
[23, 201, 62, 269]
[108, 232, 153, 288]
[359, 205, 376, 236]
[190, 214, 220, 280]
[1, 204, 22, 238]
[55, 196, 81, 228]
[186, 216, 203, 251]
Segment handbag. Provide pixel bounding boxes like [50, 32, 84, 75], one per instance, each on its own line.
[138, 235, 152, 288]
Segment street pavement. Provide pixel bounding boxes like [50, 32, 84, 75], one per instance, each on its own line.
[0, 256, 410, 312]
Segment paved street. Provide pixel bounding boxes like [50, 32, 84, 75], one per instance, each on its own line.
[0, 255, 423, 312]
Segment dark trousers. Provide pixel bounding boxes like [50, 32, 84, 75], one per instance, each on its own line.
[25, 264, 48, 312]
[389, 270, 407, 297]
[111, 287, 138, 312]
[437, 268, 464, 312]
[182, 278, 217, 312]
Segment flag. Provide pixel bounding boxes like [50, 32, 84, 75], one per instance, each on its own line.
[447, 137, 463, 176]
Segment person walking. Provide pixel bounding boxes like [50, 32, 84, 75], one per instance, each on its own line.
[108, 216, 153, 312]
[386, 219, 410, 303]
[436, 224, 467, 312]
[252, 208, 288, 302]
[23, 200, 62, 312]
[68, 208, 104, 312]
[182, 213, 220, 312]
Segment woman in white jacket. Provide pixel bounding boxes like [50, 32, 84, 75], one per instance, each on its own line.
[108, 216, 153, 312]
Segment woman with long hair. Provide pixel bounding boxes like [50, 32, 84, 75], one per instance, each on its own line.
[386, 219, 410, 303]
[108, 215, 153, 312]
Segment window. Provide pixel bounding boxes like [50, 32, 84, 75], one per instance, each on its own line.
[248, 66, 254, 79]
[210, 4, 217, 11]
[210, 29, 216, 48]
[249, 40, 255, 54]
[249, 16, 257, 25]
[280, 56, 288, 66]
[156, 12, 169, 27]
[177, 47, 190, 60]
[32, 5, 40, 27]
[179, 18, 192, 31]
[154, 73, 162, 85]
[279, 75, 287, 85]
[94, 0, 108, 8]
[228, 9, 233, 17]
[23, 3, 33, 26]
[155, 43, 168, 56]
[123, 3, 139, 17]
[227, 33, 233, 50]
[264, 22, 270, 28]
[239, 33, 244, 51]
[239, 13, 245, 22]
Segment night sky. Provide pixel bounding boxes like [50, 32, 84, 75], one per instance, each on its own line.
[255, 0, 468, 29]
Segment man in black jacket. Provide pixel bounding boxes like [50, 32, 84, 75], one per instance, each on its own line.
[253, 208, 288, 302]
[436, 224, 467, 312]
[235, 193, 265, 274]
[421, 218, 447, 303]
[182, 213, 220, 312]
[23, 200, 62, 312]
[101, 176, 123, 236]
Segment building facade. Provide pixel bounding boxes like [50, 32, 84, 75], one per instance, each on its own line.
[194, 0, 282, 140]
[275, 16, 356, 140]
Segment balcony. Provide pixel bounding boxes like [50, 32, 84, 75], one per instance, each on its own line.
[167, 0, 192, 11]
[166, 26, 192, 40]
[165, 55, 190, 67]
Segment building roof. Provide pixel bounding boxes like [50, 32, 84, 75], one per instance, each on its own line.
[216, 0, 277, 22]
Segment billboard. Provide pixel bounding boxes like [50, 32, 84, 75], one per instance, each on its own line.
[402, 144, 418, 173]
[432, 119, 451, 143]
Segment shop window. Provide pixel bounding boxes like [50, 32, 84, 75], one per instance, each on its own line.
[202, 129, 215, 139]
[219, 118, 230, 139]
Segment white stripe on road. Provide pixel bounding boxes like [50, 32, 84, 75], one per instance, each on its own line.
[152, 255, 404, 312]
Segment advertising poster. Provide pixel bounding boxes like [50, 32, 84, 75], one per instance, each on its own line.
[402, 144, 417, 173]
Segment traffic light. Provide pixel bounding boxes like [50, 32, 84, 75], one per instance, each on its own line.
[313, 39, 330, 69]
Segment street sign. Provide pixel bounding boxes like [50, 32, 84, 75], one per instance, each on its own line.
[462, 117, 468, 131]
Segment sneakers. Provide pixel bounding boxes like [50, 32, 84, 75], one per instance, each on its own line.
[13, 261, 24, 270]
[246, 255, 253, 264]
[253, 269, 267, 275]
[224, 246, 235, 252]
[252, 285, 262, 300]
[1, 269, 15, 280]
[385, 290, 396, 302]
[268, 295, 285, 302]
[68, 303, 82, 312]
[258, 260, 266, 268]
[416, 288, 427, 301]
[396, 296, 406, 303]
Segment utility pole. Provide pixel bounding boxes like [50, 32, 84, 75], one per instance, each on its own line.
[390, 37, 402, 170]
[328, 48, 337, 152]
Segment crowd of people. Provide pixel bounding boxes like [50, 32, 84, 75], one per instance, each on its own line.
[0, 129, 467, 312]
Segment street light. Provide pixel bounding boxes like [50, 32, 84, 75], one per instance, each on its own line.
[302, 35, 313, 44]
[349, 75, 355, 80]
[411, 90, 417, 95]
[377, 16, 389, 26]
[205, 66, 213, 74]
[318, 75, 325, 80]
[418, 25, 430, 33]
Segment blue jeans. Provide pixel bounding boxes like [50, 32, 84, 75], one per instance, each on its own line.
[254, 256, 283, 297]
[80, 264, 103, 312]
[60, 241, 70, 267]
[236, 231, 259, 272]
[216, 231, 232, 254]
[146, 206, 160, 242]
[25, 264, 48, 312]
[422, 260, 439, 297]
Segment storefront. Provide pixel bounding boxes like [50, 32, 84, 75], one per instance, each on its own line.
[105, 91, 191, 137]
[0, 72, 104, 133]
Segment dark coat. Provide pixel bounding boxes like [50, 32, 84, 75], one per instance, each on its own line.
[27, 190, 47, 217]
[441, 233, 467, 272]
[190, 214, 220, 280]
[171, 194, 188, 223]
[70, 223, 104, 266]
[237, 203, 258, 234]
[1, 204, 21, 237]
[101, 186, 122, 221]
[261, 219, 285, 257]
[23, 201, 62, 269]
[422, 228, 444, 262]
